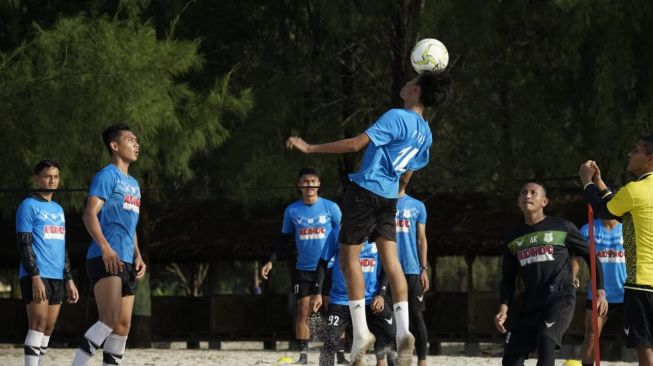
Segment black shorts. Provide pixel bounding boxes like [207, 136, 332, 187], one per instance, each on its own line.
[339, 184, 397, 245]
[325, 303, 396, 351]
[406, 274, 426, 313]
[624, 289, 653, 348]
[86, 257, 136, 296]
[20, 277, 64, 305]
[322, 268, 333, 296]
[504, 298, 575, 356]
[585, 299, 623, 316]
[293, 269, 318, 299]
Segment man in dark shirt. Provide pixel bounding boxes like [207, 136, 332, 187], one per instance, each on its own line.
[494, 182, 608, 366]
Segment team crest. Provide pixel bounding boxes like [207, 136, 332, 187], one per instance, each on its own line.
[543, 232, 553, 243]
[403, 209, 412, 218]
[319, 215, 327, 224]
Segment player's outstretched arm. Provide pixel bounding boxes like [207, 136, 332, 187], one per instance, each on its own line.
[286, 133, 370, 154]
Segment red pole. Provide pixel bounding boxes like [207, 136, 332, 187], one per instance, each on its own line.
[587, 205, 601, 366]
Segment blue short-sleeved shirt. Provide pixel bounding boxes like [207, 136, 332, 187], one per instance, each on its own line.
[16, 195, 66, 279]
[86, 164, 141, 264]
[349, 109, 432, 199]
[321, 228, 381, 305]
[579, 219, 626, 303]
[396, 195, 427, 274]
[282, 197, 341, 271]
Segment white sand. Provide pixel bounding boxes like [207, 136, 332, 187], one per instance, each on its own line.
[0, 342, 639, 365]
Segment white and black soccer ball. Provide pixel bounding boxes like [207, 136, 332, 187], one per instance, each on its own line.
[410, 38, 449, 73]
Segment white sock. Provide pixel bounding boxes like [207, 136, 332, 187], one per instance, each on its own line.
[102, 334, 127, 365]
[393, 301, 410, 339]
[348, 299, 369, 339]
[38, 335, 50, 366]
[24, 329, 44, 366]
[71, 321, 113, 366]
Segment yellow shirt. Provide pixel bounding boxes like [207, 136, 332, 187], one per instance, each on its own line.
[607, 173, 653, 290]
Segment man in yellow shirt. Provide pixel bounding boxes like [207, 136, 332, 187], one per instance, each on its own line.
[579, 135, 653, 365]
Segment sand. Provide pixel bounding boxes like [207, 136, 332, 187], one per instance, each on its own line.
[0, 342, 639, 365]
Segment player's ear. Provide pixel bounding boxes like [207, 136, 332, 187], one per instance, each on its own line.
[542, 197, 549, 208]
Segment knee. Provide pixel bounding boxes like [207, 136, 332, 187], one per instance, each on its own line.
[113, 318, 131, 335]
[30, 316, 48, 333]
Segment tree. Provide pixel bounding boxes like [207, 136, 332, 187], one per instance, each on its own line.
[0, 14, 252, 345]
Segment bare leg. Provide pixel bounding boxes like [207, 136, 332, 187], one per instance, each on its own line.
[376, 236, 413, 366]
[636, 347, 653, 366]
[580, 308, 607, 364]
[340, 243, 374, 365]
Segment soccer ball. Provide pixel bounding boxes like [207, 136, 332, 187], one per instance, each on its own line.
[410, 38, 449, 73]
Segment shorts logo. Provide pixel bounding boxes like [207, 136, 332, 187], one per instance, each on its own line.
[624, 327, 630, 336]
[417, 295, 424, 302]
[545, 321, 555, 328]
[43, 225, 65, 240]
[506, 332, 511, 344]
[384, 317, 393, 325]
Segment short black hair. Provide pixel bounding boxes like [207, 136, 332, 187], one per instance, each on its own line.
[34, 160, 60, 175]
[102, 123, 131, 155]
[297, 166, 320, 180]
[523, 181, 547, 197]
[640, 133, 653, 154]
[416, 71, 453, 108]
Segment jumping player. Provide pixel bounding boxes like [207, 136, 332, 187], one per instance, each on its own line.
[71, 124, 146, 366]
[17, 160, 79, 366]
[572, 217, 625, 366]
[261, 167, 341, 364]
[395, 173, 429, 366]
[580, 134, 653, 365]
[286, 71, 452, 366]
[494, 182, 607, 366]
[312, 228, 396, 366]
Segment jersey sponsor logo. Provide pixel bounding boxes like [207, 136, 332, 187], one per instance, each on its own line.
[396, 219, 411, 233]
[43, 225, 65, 240]
[516, 245, 555, 266]
[359, 257, 376, 273]
[122, 194, 141, 213]
[299, 227, 327, 240]
[596, 249, 626, 263]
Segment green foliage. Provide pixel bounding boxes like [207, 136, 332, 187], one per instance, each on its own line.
[0, 15, 252, 211]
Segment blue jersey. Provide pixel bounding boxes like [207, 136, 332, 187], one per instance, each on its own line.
[579, 219, 626, 303]
[396, 195, 427, 275]
[349, 109, 432, 199]
[282, 197, 341, 271]
[86, 164, 141, 264]
[16, 195, 66, 279]
[321, 229, 382, 305]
